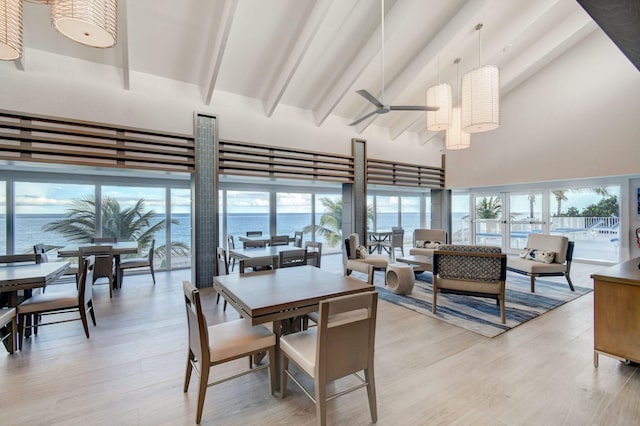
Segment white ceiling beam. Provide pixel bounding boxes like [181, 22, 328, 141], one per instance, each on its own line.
[120, 0, 130, 90]
[312, 0, 408, 127]
[203, 0, 238, 105]
[264, 0, 334, 117]
[355, 0, 491, 134]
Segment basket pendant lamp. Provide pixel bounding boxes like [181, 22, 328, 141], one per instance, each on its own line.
[51, 0, 118, 48]
[446, 58, 470, 150]
[461, 23, 500, 133]
[426, 57, 452, 131]
[0, 0, 23, 60]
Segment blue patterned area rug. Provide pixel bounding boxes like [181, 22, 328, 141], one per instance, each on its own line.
[374, 272, 592, 338]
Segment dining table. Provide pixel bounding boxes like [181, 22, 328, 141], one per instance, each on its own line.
[367, 230, 392, 254]
[57, 241, 139, 288]
[213, 265, 373, 388]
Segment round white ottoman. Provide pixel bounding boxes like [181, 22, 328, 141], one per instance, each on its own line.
[386, 263, 415, 295]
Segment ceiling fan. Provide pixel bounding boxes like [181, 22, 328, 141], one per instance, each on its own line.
[350, 0, 439, 126]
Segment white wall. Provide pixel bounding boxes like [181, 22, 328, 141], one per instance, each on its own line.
[0, 50, 442, 168]
[444, 30, 640, 189]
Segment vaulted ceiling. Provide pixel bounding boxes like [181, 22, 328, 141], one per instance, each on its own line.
[13, 0, 604, 142]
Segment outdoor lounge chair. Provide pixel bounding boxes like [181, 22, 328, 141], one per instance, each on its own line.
[551, 219, 603, 238]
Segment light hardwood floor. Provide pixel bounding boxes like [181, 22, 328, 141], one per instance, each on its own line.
[1, 256, 638, 425]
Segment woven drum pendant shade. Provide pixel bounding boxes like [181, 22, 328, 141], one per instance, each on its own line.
[426, 83, 452, 131]
[51, 0, 117, 48]
[461, 65, 500, 133]
[446, 107, 470, 150]
[0, 0, 22, 60]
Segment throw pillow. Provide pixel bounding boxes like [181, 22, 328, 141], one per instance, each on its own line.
[356, 245, 368, 259]
[424, 241, 442, 249]
[520, 248, 556, 263]
[415, 240, 426, 248]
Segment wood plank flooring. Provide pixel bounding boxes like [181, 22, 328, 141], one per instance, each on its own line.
[1, 256, 638, 425]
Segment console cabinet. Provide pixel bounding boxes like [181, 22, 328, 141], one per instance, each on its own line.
[591, 258, 640, 367]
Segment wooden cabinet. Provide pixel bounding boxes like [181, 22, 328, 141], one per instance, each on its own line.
[591, 259, 640, 367]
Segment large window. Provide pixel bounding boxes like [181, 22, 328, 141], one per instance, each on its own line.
[401, 196, 420, 244]
[0, 182, 5, 255]
[314, 193, 342, 254]
[276, 192, 311, 238]
[171, 188, 191, 269]
[452, 193, 471, 244]
[226, 191, 269, 237]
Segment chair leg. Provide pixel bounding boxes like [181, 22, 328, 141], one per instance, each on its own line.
[314, 376, 327, 426]
[17, 313, 25, 351]
[88, 301, 97, 326]
[432, 290, 438, 314]
[184, 350, 194, 393]
[565, 273, 575, 291]
[79, 304, 90, 338]
[150, 264, 156, 285]
[364, 366, 378, 423]
[196, 363, 210, 424]
[280, 354, 289, 398]
[267, 347, 277, 395]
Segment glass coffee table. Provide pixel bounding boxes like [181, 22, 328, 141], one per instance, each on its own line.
[395, 254, 433, 274]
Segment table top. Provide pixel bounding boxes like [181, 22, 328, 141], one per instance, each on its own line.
[396, 254, 433, 268]
[57, 241, 139, 257]
[230, 245, 303, 260]
[214, 265, 372, 325]
[591, 257, 640, 287]
[0, 262, 70, 292]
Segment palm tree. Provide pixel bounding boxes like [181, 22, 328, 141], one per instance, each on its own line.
[476, 196, 502, 219]
[43, 196, 190, 258]
[302, 197, 373, 248]
[552, 190, 568, 216]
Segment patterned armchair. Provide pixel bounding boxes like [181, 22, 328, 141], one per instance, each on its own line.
[432, 245, 507, 324]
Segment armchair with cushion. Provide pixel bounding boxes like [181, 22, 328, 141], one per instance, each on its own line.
[507, 233, 574, 292]
[409, 229, 448, 257]
[345, 233, 388, 282]
[433, 245, 507, 324]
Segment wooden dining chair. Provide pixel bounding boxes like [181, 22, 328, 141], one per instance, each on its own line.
[79, 245, 114, 298]
[182, 281, 276, 424]
[243, 239, 266, 249]
[239, 257, 278, 275]
[215, 247, 229, 312]
[245, 231, 263, 237]
[227, 235, 238, 272]
[17, 255, 96, 350]
[304, 241, 322, 268]
[117, 239, 155, 287]
[0, 307, 17, 354]
[278, 248, 307, 268]
[281, 291, 379, 426]
[270, 235, 290, 246]
[91, 237, 118, 243]
[293, 231, 304, 248]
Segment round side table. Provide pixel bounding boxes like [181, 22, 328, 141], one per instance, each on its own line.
[386, 263, 415, 295]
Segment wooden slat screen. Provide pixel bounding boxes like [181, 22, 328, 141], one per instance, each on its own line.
[218, 139, 354, 183]
[0, 110, 195, 173]
[367, 158, 444, 188]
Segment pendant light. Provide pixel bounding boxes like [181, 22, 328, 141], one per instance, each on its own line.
[461, 23, 500, 133]
[425, 56, 452, 131]
[446, 58, 470, 150]
[51, 0, 118, 48]
[0, 0, 22, 60]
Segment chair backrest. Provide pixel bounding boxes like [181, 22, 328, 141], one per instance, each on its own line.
[92, 237, 118, 243]
[278, 249, 307, 268]
[239, 257, 278, 275]
[433, 245, 506, 283]
[0, 253, 41, 265]
[79, 245, 114, 282]
[526, 234, 570, 264]
[78, 255, 95, 307]
[270, 235, 290, 246]
[243, 239, 266, 249]
[216, 247, 229, 276]
[316, 291, 378, 382]
[227, 235, 235, 250]
[391, 227, 404, 247]
[413, 229, 447, 246]
[305, 241, 322, 268]
[346, 233, 361, 260]
[183, 281, 209, 365]
[246, 231, 262, 237]
[293, 231, 304, 248]
[344, 262, 374, 284]
[33, 243, 49, 263]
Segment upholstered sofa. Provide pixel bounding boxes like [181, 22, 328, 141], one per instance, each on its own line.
[409, 229, 448, 256]
[506, 234, 574, 293]
[432, 244, 507, 323]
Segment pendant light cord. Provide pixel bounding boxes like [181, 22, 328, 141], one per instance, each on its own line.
[381, 0, 385, 103]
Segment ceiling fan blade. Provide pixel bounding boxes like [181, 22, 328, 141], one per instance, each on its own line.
[349, 108, 383, 126]
[389, 105, 439, 111]
[356, 90, 384, 108]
